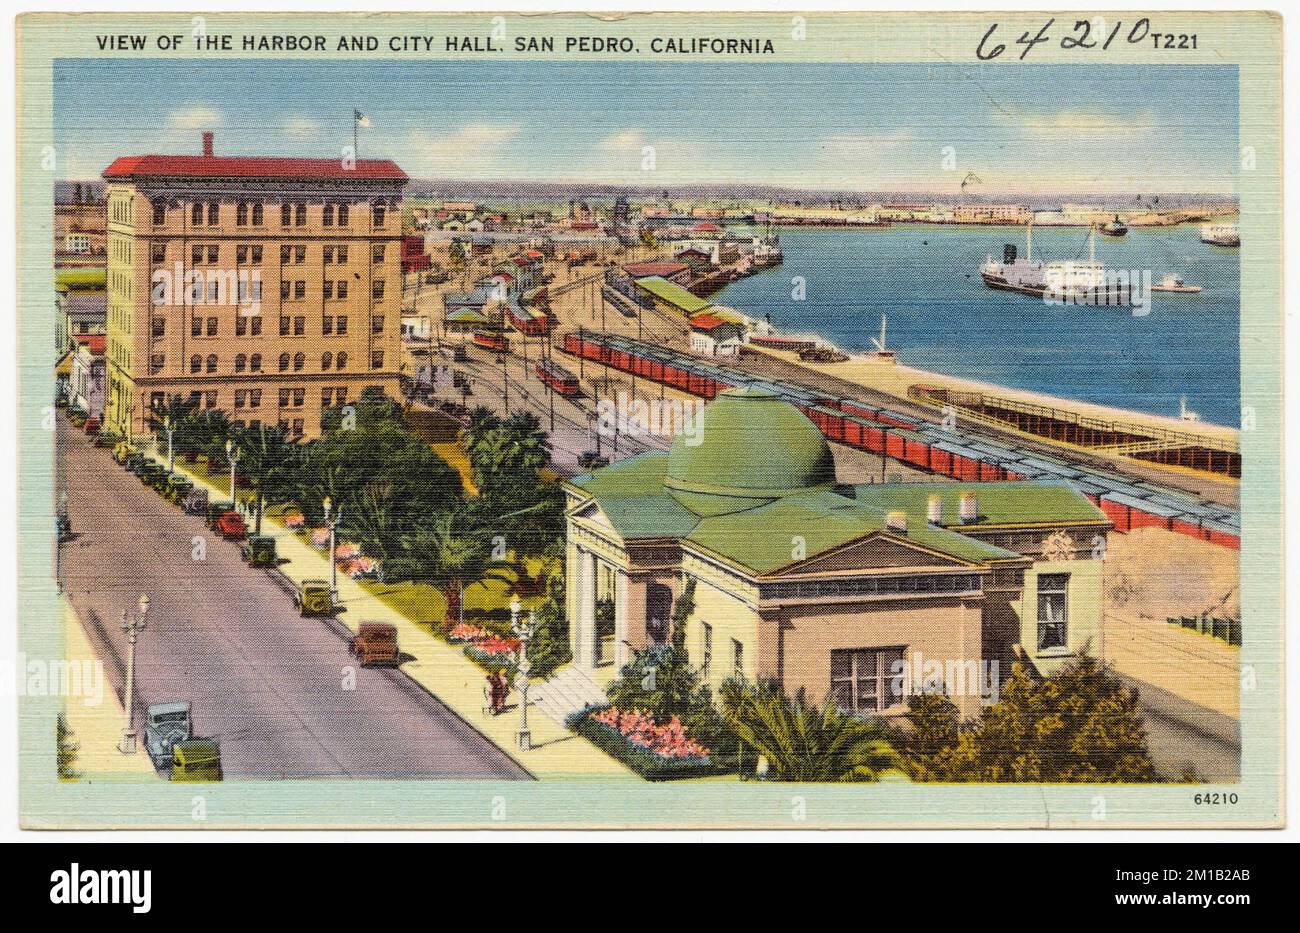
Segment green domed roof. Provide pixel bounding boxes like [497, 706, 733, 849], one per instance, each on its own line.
[664, 387, 836, 510]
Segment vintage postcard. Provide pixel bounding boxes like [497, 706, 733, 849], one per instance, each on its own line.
[15, 10, 1283, 829]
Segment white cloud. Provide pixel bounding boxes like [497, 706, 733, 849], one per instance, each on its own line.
[285, 117, 321, 140]
[167, 106, 223, 131]
[402, 122, 522, 176]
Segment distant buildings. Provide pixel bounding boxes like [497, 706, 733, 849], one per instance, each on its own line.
[55, 186, 107, 267]
[688, 313, 744, 357]
[100, 132, 407, 440]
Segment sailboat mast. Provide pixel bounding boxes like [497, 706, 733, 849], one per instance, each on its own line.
[1026, 222, 1033, 263]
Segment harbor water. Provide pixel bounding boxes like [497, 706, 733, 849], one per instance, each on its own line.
[714, 224, 1241, 426]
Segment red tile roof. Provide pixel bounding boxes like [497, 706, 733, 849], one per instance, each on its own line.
[102, 155, 407, 181]
[73, 333, 106, 355]
[689, 313, 729, 331]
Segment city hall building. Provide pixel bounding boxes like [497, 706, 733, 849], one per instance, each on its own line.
[563, 387, 1111, 717]
[101, 132, 407, 440]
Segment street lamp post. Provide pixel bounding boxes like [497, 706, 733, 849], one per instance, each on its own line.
[163, 415, 175, 473]
[323, 496, 342, 601]
[225, 439, 240, 505]
[118, 593, 151, 755]
[510, 598, 534, 752]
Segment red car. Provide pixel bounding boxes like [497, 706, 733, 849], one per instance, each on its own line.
[350, 622, 400, 666]
[214, 511, 246, 540]
[83, 416, 100, 435]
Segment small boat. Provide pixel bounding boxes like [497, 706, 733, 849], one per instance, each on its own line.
[1200, 223, 1239, 247]
[1099, 215, 1128, 237]
[1151, 274, 1202, 294]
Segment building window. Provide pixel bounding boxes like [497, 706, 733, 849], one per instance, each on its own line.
[151, 316, 165, 338]
[152, 202, 166, 225]
[337, 203, 349, 226]
[252, 203, 263, 226]
[321, 352, 333, 370]
[323, 282, 334, 300]
[234, 390, 246, 409]
[372, 281, 385, 301]
[370, 350, 384, 369]
[1036, 574, 1069, 652]
[190, 355, 201, 374]
[323, 204, 334, 227]
[295, 203, 307, 226]
[234, 354, 246, 373]
[191, 317, 203, 338]
[372, 244, 385, 263]
[732, 639, 744, 679]
[204, 390, 217, 409]
[192, 202, 203, 225]
[292, 419, 304, 438]
[293, 352, 305, 371]
[207, 202, 219, 225]
[336, 351, 348, 370]
[336, 281, 348, 300]
[278, 353, 290, 372]
[700, 623, 712, 679]
[236, 203, 248, 226]
[249, 389, 261, 408]
[281, 202, 291, 226]
[831, 647, 906, 715]
[322, 388, 333, 407]
[293, 388, 305, 407]
[372, 203, 386, 227]
[279, 388, 291, 407]
[250, 353, 261, 372]
[151, 242, 166, 263]
[322, 315, 333, 335]
[293, 315, 305, 335]
[206, 354, 218, 374]
[149, 354, 165, 375]
[336, 315, 348, 335]
[371, 315, 384, 334]
[206, 317, 217, 337]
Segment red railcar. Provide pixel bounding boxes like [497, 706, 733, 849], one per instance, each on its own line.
[473, 330, 510, 352]
[536, 359, 580, 396]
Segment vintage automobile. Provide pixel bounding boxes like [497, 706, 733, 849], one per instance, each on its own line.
[295, 579, 334, 617]
[577, 450, 610, 471]
[241, 534, 277, 567]
[83, 416, 100, 435]
[144, 701, 193, 769]
[205, 501, 235, 528]
[124, 452, 146, 474]
[170, 740, 223, 782]
[112, 441, 136, 465]
[93, 430, 120, 449]
[165, 475, 194, 504]
[182, 486, 209, 516]
[350, 622, 400, 666]
[215, 511, 247, 540]
[139, 462, 168, 490]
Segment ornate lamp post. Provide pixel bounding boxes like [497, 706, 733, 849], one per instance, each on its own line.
[510, 598, 534, 751]
[323, 496, 342, 601]
[163, 415, 175, 473]
[225, 439, 240, 505]
[118, 593, 151, 755]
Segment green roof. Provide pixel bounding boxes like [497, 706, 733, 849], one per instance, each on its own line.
[55, 268, 106, 291]
[634, 276, 712, 314]
[664, 388, 835, 502]
[850, 481, 1109, 528]
[446, 308, 490, 324]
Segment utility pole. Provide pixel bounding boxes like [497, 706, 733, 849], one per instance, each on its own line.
[118, 594, 151, 755]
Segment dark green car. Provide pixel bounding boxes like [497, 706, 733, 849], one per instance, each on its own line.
[138, 462, 167, 488]
[205, 501, 235, 528]
[242, 535, 277, 568]
[170, 740, 223, 782]
[124, 452, 146, 473]
[165, 475, 194, 504]
[295, 579, 334, 617]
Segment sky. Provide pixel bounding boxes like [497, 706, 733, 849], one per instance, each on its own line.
[54, 59, 1238, 197]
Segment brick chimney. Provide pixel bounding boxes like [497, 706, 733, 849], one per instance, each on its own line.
[202, 132, 214, 158]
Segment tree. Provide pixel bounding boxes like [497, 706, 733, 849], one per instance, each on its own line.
[900, 657, 1157, 783]
[459, 406, 501, 457]
[525, 564, 571, 680]
[391, 508, 510, 629]
[148, 394, 201, 461]
[232, 423, 302, 534]
[718, 679, 898, 782]
[57, 714, 79, 781]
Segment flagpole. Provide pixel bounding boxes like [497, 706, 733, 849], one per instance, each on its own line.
[353, 112, 358, 161]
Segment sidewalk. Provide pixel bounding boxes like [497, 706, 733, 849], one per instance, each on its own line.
[154, 445, 634, 781]
[60, 598, 159, 781]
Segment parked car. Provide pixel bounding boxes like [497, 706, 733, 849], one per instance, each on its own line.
[241, 534, 277, 567]
[112, 441, 136, 465]
[182, 487, 209, 516]
[295, 579, 334, 617]
[205, 501, 235, 528]
[124, 452, 146, 474]
[578, 450, 610, 471]
[170, 740, 222, 782]
[165, 475, 194, 504]
[82, 416, 100, 435]
[138, 462, 167, 490]
[144, 702, 192, 769]
[350, 622, 400, 666]
[215, 511, 247, 540]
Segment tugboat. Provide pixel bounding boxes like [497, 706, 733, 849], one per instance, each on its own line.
[980, 223, 1130, 306]
[1099, 214, 1128, 237]
[1151, 273, 1202, 294]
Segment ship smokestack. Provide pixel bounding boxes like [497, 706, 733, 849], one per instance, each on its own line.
[927, 495, 943, 525]
[202, 131, 214, 158]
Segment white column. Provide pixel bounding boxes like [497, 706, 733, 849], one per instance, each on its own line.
[614, 570, 629, 669]
[576, 550, 598, 670]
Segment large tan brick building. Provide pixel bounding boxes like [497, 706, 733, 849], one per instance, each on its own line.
[101, 132, 407, 440]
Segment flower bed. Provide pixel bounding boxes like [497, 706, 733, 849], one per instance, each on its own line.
[463, 634, 521, 669]
[568, 705, 716, 780]
[446, 623, 491, 644]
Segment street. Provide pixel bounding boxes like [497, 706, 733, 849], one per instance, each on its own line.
[56, 421, 529, 781]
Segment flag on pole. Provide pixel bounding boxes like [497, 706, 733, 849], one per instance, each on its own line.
[354, 110, 371, 128]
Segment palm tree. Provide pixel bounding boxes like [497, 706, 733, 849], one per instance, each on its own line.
[396, 510, 510, 628]
[233, 423, 302, 534]
[345, 481, 403, 571]
[718, 679, 898, 782]
[459, 406, 501, 459]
